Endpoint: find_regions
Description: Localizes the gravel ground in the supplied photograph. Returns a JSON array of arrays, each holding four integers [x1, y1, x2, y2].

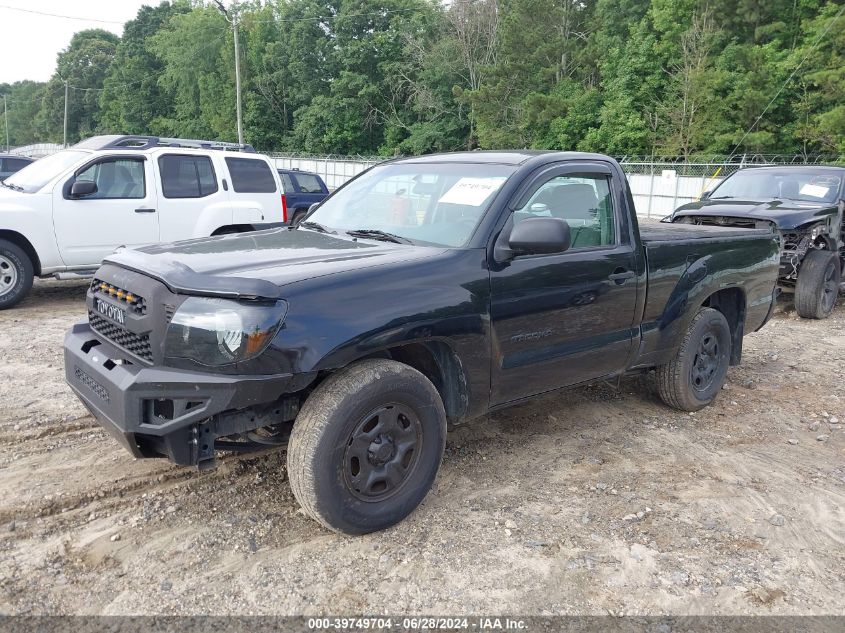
[[0, 279, 843, 616]]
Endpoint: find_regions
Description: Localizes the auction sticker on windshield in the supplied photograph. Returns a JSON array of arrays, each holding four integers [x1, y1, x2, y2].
[[438, 177, 507, 206], [800, 183, 830, 199]]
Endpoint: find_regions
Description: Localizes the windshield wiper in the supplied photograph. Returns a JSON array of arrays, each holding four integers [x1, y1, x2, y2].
[[298, 221, 334, 234], [0, 180, 22, 191], [345, 229, 413, 244]]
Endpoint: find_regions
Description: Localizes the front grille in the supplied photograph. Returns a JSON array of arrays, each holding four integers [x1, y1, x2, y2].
[[89, 312, 153, 362], [91, 279, 147, 315], [74, 366, 109, 402]]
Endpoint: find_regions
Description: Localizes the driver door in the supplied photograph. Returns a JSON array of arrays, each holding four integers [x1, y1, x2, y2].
[[53, 156, 159, 267], [489, 162, 640, 405]]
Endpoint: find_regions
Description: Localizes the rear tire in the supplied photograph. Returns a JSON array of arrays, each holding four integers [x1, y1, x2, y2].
[[0, 239, 34, 310], [794, 249, 840, 319], [287, 359, 447, 534], [656, 307, 732, 412], [290, 209, 307, 226]]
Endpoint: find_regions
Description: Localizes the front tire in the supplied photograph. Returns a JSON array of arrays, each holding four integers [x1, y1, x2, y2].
[[0, 239, 34, 310], [794, 249, 840, 319], [287, 359, 447, 534], [656, 307, 732, 412]]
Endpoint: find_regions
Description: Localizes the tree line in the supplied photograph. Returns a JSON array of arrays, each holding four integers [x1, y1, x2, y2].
[[1, 0, 844, 157]]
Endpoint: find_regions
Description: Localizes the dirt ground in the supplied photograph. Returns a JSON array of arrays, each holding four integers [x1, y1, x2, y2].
[[0, 278, 843, 616]]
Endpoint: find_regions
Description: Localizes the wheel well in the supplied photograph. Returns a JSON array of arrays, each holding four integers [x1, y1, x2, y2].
[[378, 342, 468, 424], [212, 224, 254, 236], [702, 288, 745, 365], [0, 230, 41, 276]]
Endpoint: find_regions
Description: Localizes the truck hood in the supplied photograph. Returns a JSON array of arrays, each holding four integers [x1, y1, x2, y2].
[[104, 227, 446, 300], [672, 198, 839, 230]]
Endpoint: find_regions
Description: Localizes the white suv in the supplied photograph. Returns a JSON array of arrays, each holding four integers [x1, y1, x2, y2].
[[0, 135, 288, 308]]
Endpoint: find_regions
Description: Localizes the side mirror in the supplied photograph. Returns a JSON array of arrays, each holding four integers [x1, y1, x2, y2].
[[508, 217, 571, 256], [699, 190, 712, 201], [71, 180, 97, 198]]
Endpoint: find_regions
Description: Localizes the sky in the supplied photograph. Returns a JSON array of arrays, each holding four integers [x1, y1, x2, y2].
[[0, 0, 154, 84]]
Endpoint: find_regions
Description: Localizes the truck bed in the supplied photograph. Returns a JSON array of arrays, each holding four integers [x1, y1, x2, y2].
[[633, 220, 780, 370], [640, 222, 773, 242]]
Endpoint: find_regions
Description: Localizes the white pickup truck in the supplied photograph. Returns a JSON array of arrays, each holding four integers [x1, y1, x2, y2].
[[0, 135, 288, 308]]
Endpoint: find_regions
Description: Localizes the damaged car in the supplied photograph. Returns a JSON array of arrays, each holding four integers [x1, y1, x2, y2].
[[668, 166, 844, 319]]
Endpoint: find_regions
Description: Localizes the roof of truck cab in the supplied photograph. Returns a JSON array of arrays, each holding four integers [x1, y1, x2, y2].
[[392, 150, 615, 166]]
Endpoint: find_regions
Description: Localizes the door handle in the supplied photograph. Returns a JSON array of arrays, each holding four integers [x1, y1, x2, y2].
[[135, 208, 156, 213], [608, 268, 635, 284]]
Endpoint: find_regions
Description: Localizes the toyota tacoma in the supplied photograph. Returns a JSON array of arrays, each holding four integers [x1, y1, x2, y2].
[[64, 151, 780, 534]]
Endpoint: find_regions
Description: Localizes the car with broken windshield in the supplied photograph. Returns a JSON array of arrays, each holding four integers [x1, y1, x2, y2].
[[669, 165, 844, 319]]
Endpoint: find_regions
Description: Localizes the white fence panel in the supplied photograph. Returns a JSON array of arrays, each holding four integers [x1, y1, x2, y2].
[[270, 155, 381, 190]]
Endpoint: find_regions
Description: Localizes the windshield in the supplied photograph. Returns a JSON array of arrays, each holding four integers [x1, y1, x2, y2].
[[4, 150, 89, 193], [711, 169, 843, 204], [306, 162, 517, 247]]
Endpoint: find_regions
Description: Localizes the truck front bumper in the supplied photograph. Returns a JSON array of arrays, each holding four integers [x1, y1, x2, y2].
[[64, 321, 293, 465]]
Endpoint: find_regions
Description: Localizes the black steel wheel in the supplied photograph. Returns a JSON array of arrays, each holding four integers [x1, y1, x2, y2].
[[656, 307, 731, 412], [288, 359, 446, 534], [690, 330, 722, 394], [343, 404, 422, 502]]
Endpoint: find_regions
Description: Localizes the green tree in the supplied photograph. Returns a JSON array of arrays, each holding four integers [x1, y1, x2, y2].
[[98, 1, 190, 136], [788, 2, 845, 154], [0, 81, 47, 147], [37, 29, 120, 143], [148, 6, 231, 139]]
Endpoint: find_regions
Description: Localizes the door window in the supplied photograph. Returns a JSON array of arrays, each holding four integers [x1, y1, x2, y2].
[[293, 173, 324, 193], [75, 158, 145, 199], [225, 157, 277, 193], [514, 174, 615, 249], [159, 155, 218, 198]]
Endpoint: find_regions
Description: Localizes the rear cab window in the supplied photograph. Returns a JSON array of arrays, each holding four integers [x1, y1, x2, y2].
[[225, 157, 277, 193]]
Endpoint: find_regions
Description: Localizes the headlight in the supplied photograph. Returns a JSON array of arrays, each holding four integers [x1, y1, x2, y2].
[[164, 297, 287, 366]]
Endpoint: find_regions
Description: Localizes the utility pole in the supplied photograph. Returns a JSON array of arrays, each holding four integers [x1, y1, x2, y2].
[[3, 94, 8, 152], [63, 80, 69, 148], [214, 0, 244, 146]]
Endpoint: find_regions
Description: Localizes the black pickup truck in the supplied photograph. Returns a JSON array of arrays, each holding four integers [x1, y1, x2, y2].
[[64, 151, 780, 534], [669, 166, 845, 319]]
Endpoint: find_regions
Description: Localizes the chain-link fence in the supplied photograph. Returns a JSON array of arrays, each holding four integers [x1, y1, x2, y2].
[[269, 152, 845, 219], [621, 162, 729, 218], [618, 154, 845, 218], [268, 153, 385, 191], [6, 143, 64, 158]]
